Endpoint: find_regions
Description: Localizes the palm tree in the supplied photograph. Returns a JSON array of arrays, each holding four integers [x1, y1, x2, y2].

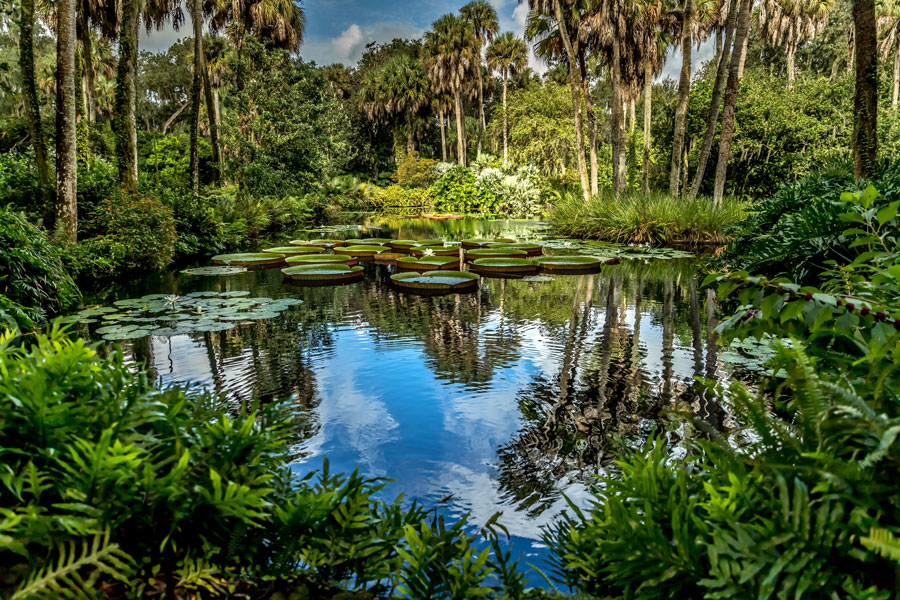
[[461, 0, 499, 158], [424, 13, 480, 167], [669, 0, 695, 196], [432, 91, 454, 161], [113, 0, 140, 191], [189, 0, 204, 194], [854, 0, 878, 178], [486, 32, 528, 162], [877, 0, 900, 108], [359, 54, 431, 157], [56, 0, 78, 242], [76, 0, 117, 124], [755, 0, 833, 87], [18, 0, 51, 201]]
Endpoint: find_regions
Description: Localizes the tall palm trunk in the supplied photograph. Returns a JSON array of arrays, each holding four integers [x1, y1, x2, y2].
[[893, 42, 900, 109], [852, 0, 878, 178], [552, 0, 590, 199], [610, 41, 627, 194], [579, 50, 599, 195], [689, 0, 738, 198], [476, 68, 485, 157], [56, 0, 78, 242], [439, 108, 447, 162], [196, 37, 222, 185], [454, 91, 467, 167], [80, 18, 95, 123], [502, 70, 509, 162], [113, 0, 139, 192], [189, 0, 202, 195], [669, 0, 694, 197], [18, 0, 51, 201], [786, 41, 797, 88], [713, 0, 752, 205], [641, 61, 653, 194]]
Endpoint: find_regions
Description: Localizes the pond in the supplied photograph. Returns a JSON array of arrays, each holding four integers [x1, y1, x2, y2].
[[74, 216, 750, 579]]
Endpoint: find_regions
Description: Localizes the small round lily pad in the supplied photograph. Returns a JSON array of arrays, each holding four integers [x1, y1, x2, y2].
[[396, 256, 462, 271], [282, 264, 365, 283], [334, 245, 390, 257], [285, 254, 358, 266], [211, 253, 285, 269], [391, 271, 479, 294], [470, 257, 538, 274], [181, 266, 248, 276]]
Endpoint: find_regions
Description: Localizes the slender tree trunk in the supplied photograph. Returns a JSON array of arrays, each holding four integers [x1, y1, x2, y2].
[[629, 97, 636, 132], [893, 42, 900, 109], [502, 71, 509, 162], [579, 50, 599, 195], [737, 31, 749, 79], [195, 32, 222, 185], [553, 0, 590, 199], [853, 0, 878, 178], [477, 66, 485, 157], [713, 0, 752, 205], [406, 125, 414, 155], [454, 91, 467, 167], [189, 0, 202, 195], [113, 0, 139, 192], [56, 0, 78, 242], [611, 42, 627, 194], [847, 26, 855, 74], [669, 0, 694, 197], [439, 108, 447, 162], [786, 42, 796, 88], [80, 19, 96, 123], [689, 0, 738, 198], [162, 101, 189, 134], [715, 27, 723, 67], [641, 61, 653, 194], [18, 0, 51, 199]]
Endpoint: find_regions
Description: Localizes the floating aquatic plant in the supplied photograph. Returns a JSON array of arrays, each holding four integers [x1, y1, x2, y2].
[[211, 253, 286, 269], [470, 257, 539, 275], [282, 263, 365, 283], [374, 252, 405, 264], [285, 254, 358, 266], [395, 256, 462, 271], [59, 292, 302, 341], [533, 255, 616, 272], [390, 271, 479, 294], [263, 246, 326, 256], [486, 242, 544, 257], [288, 239, 344, 248], [465, 248, 528, 262], [181, 266, 248, 276], [334, 245, 390, 257]]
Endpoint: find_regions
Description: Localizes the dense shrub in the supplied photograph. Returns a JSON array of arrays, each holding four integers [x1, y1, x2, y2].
[[545, 186, 900, 598], [0, 326, 539, 598], [393, 152, 438, 188], [140, 133, 213, 189], [80, 193, 177, 274], [0, 207, 80, 327], [354, 183, 433, 211], [551, 190, 746, 245], [0, 150, 44, 217], [430, 166, 499, 215], [723, 158, 900, 283]]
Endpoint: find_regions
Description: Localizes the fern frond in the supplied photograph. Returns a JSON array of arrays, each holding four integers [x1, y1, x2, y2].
[[860, 528, 900, 564]]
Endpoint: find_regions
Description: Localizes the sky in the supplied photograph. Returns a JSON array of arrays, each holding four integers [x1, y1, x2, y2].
[[140, 0, 714, 81]]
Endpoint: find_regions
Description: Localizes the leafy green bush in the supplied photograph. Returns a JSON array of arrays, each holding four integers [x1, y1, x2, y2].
[[723, 158, 900, 283], [0, 207, 80, 327], [0, 150, 44, 217], [545, 186, 900, 598], [394, 152, 438, 188], [430, 166, 499, 215], [354, 183, 433, 211], [0, 326, 531, 598], [80, 193, 177, 274], [551, 190, 746, 245]]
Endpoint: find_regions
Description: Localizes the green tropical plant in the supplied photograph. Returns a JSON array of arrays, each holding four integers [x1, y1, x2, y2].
[[430, 166, 499, 214]]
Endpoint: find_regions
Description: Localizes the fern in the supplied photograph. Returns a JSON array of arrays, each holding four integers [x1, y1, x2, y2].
[[859, 528, 900, 564], [11, 531, 135, 600]]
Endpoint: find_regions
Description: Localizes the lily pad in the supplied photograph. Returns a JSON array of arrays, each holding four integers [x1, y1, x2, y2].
[[486, 242, 544, 256], [333, 245, 390, 257], [211, 253, 286, 269], [289, 239, 344, 248], [344, 237, 393, 245], [181, 266, 249, 276], [465, 248, 528, 262], [103, 328, 152, 341], [470, 257, 539, 274], [533, 255, 616, 272], [409, 245, 461, 257], [262, 246, 327, 256], [389, 240, 419, 252], [461, 238, 492, 249], [285, 254, 357, 267], [282, 264, 365, 282], [220, 291, 252, 297], [391, 271, 479, 294], [374, 252, 405, 264], [396, 256, 462, 271]]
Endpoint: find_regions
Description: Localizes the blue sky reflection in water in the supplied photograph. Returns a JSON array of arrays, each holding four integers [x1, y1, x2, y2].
[[91, 219, 737, 578]]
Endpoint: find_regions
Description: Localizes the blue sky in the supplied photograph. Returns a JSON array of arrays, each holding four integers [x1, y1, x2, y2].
[[140, 0, 711, 80]]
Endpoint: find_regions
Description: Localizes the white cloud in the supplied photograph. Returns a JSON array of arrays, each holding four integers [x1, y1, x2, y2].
[[332, 23, 364, 60]]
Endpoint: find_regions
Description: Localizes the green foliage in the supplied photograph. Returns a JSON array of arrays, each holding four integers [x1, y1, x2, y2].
[[723, 159, 900, 283], [140, 132, 213, 189], [79, 193, 177, 274], [430, 166, 499, 215], [394, 152, 439, 188], [551, 190, 747, 245], [546, 185, 900, 599], [352, 183, 433, 211], [0, 150, 43, 216], [0, 207, 80, 326]]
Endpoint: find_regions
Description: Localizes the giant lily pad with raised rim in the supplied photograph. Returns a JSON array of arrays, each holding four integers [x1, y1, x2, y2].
[[464, 248, 528, 262], [285, 254, 358, 267], [391, 271, 479, 294], [534, 255, 617, 272], [374, 252, 405, 264], [211, 253, 285, 269], [334, 245, 390, 257], [411, 239, 445, 247], [409, 245, 461, 257], [486, 242, 544, 257], [263, 246, 326, 256], [181, 266, 248, 276], [470, 257, 538, 274], [344, 237, 393, 246], [289, 239, 343, 249], [389, 240, 418, 252], [396, 256, 462, 271], [461, 238, 492, 249], [282, 264, 364, 283]]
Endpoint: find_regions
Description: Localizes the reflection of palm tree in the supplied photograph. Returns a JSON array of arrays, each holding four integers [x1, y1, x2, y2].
[[660, 277, 675, 405]]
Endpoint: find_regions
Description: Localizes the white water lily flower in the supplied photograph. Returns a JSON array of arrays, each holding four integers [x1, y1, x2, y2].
[[423, 248, 436, 257], [164, 294, 180, 306]]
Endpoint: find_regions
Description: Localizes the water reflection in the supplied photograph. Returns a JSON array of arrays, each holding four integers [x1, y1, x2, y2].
[[84, 220, 740, 557]]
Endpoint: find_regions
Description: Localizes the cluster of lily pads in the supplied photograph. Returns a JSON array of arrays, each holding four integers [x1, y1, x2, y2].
[[60, 292, 302, 341]]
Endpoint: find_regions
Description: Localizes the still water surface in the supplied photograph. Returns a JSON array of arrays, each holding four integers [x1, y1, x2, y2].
[[84, 217, 743, 572]]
